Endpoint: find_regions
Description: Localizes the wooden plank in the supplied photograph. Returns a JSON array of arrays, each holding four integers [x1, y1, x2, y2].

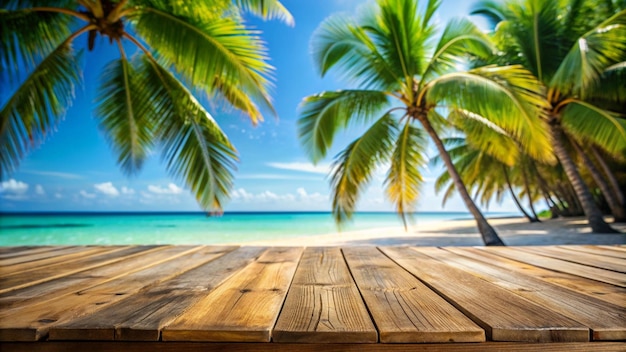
[[444, 247, 626, 308], [517, 246, 626, 273], [381, 246, 589, 342], [0, 246, 164, 311], [0, 246, 95, 267], [0, 245, 213, 341], [48, 246, 256, 341], [0, 246, 62, 259], [415, 247, 626, 341], [2, 342, 626, 352], [273, 247, 377, 343], [0, 246, 154, 293], [162, 247, 303, 342], [560, 245, 626, 259], [342, 247, 484, 343], [478, 247, 626, 287]]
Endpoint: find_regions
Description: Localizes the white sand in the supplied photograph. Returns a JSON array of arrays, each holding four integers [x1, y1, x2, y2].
[[241, 216, 626, 246]]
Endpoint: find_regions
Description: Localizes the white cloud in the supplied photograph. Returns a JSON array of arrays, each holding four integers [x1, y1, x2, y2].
[[121, 186, 135, 195], [148, 183, 183, 195], [267, 162, 331, 174], [230, 187, 327, 205], [35, 184, 45, 196], [0, 179, 29, 194], [80, 190, 96, 199], [94, 182, 120, 197]]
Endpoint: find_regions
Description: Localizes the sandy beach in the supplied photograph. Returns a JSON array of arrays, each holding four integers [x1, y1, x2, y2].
[[243, 216, 626, 246]]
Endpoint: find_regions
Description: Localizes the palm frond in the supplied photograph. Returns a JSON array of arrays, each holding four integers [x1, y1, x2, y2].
[[385, 120, 428, 228], [551, 9, 626, 95], [426, 65, 555, 164], [1, 7, 74, 82], [588, 62, 626, 110], [234, 0, 294, 26], [298, 89, 389, 163], [95, 57, 155, 175], [310, 13, 402, 89], [137, 56, 237, 211], [130, 5, 274, 123], [420, 17, 493, 85], [561, 100, 626, 156], [371, 0, 426, 85], [0, 43, 81, 178], [470, 0, 506, 29], [330, 114, 397, 223], [449, 109, 519, 166]]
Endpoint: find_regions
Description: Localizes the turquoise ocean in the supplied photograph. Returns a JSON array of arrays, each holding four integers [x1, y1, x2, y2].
[[0, 212, 517, 246]]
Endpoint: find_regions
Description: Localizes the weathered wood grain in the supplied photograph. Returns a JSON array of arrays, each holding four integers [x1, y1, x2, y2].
[[342, 247, 484, 343], [273, 247, 377, 343], [0, 246, 61, 259], [49, 246, 257, 341], [0, 246, 209, 341], [1, 342, 626, 352], [162, 247, 303, 342], [0, 246, 156, 294], [381, 246, 589, 342], [559, 245, 626, 259], [443, 247, 626, 307], [0, 246, 163, 310], [0, 246, 103, 268], [478, 247, 626, 287], [414, 247, 626, 340], [516, 246, 626, 273]]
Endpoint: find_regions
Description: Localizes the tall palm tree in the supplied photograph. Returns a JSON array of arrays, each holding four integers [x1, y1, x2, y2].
[[297, 0, 553, 246], [0, 0, 292, 212], [473, 0, 626, 232]]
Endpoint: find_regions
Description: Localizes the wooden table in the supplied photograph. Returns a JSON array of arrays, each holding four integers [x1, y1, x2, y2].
[[0, 245, 624, 351]]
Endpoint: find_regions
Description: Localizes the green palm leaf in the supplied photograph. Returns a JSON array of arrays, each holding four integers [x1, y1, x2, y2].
[[551, 9, 626, 95], [0, 7, 74, 80], [131, 5, 274, 123], [420, 17, 493, 85], [137, 56, 237, 211], [311, 13, 403, 89], [330, 114, 397, 223], [561, 100, 626, 156], [385, 121, 427, 228], [0, 42, 81, 178], [298, 89, 389, 162], [234, 0, 294, 25], [95, 58, 155, 175], [449, 109, 519, 166], [426, 65, 554, 163]]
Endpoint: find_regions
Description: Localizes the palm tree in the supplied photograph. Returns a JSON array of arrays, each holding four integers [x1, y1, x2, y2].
[[297, 0, 554, 246], [434, 113, 540, 222], [0, 0, 292, 212], [473, 0, 626, 232]]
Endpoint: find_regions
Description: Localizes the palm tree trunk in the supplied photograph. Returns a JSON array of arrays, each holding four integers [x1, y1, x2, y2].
[[420, 116, 505, 245], [573, 142, 626, 222], [550, 124, 618, 233], [520, 166, 540, 222], [503, 166, 534, 221]]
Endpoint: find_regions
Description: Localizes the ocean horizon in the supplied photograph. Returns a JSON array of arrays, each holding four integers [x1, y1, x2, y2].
[[0, 211, 519, 246]]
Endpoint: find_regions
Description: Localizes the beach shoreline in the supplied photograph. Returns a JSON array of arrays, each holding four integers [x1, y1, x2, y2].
[[239, 216, 626, 247]]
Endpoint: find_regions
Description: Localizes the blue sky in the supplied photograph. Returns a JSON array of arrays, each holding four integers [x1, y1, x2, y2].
[[0, 0, 520, 213]]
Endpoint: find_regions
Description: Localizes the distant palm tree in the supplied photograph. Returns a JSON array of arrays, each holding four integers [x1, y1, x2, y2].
[[434, 114, 540, 222], [0, 0, 292, 212], [473, 0, 626, 231], [298, 0, 553, 246]]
